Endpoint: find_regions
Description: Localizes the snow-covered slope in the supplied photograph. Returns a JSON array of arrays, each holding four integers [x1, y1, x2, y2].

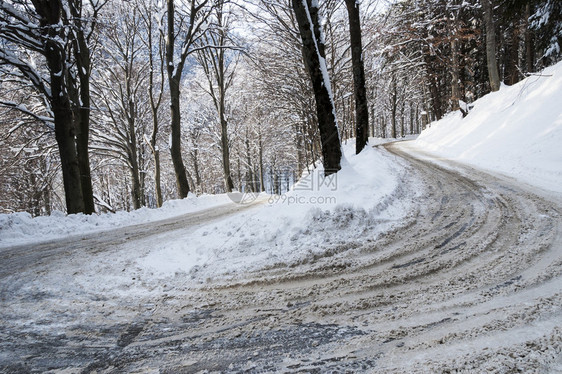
[[415, 61, 562, 193]]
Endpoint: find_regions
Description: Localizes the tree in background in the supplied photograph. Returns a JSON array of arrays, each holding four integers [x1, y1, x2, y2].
[[482, 0, 500, 91], [166, 0, 213, 198], [195, 1, 239, 192], [140, 0, 166, 208], [345, 0, 369, 154], [90, 1, 151, 210]]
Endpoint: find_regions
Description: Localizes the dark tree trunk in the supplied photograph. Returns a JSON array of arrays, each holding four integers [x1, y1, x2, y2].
[[292, 0, 341, 175], [345, 0, 369, 154], [128, 115, 142, 210], [524, 4, 535, 73], [166, 0, 190, 198], [390, 77, 397, 138], [245, 135, 255, 192], [450, 38, 461, 111], [448, 3, 461, 112], [427, 71, 444, 120], [153, 149, 163, 205], [35, 0, 85, 214], [220, 112, 234, 192], [168, 78, 190, 198], [258, 129, 265, 192], [70, 0, 95, 214], [52, 70, 85, 214], [505, 25, 520, 85], [75, 65, 95, 214], [482, 0, 500, 91]]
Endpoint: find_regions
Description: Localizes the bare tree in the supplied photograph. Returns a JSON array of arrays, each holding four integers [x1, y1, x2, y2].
[[195, 2, 239, 192], [140, 0, 166, 207], [344, 0, 369, 153], [0, 0, 103, 214], [166, 0, 213, 198], [292, 0, 341, 175], [91, 1, 150, 210]]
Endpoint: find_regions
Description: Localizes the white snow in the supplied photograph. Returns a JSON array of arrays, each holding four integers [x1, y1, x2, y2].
[[0, 139, 412, 285], [1, 61, 562, 372], [135, 139, 411, 283], [0, 194, 234, 249], [414, 61, 562, 193]]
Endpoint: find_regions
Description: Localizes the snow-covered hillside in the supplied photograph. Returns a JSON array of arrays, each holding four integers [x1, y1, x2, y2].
[[415, 61, 562, 193]]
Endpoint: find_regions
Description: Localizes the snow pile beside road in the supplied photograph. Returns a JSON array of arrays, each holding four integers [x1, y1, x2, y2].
[[0, 139, 414, 285], [0, 194, 233, 249], [137, 141, 415, 283], [416, 61, 562, 193]]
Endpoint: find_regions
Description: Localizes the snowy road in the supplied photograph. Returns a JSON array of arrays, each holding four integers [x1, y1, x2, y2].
[[0, 199, 267, 279], [1, 142, 561, 373]]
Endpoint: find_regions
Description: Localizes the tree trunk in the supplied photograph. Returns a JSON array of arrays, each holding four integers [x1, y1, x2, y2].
[[53, 90, 85, 214], [505, 24, 520, 85], [71, 0, 95, 214], [345, 0, 369, 154], [292, 0, 341, 175], [31, 0, 94, 214], [258, 129, 265, 192], [482, 0, 501, 91], [75, 70, 95, 214], [219, 80, 234, 193], [146, 7, 164, 208], [450, 38, 461, 111], [168, 79, 190, 198], [39, 1, 85, 214], [390, 77, 397, 138], [166, 0, 190, 198], [153, 149, 163, 205], [449, 3, 461, 112], [524, 4, 534, 73], [245, 134, 255, 192], [128, 115, 142, 210]]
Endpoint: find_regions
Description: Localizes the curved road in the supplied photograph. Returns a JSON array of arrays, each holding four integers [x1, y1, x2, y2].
[[1, 142, 561, 373]]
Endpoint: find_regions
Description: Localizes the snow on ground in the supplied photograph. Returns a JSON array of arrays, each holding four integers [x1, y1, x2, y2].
[[136, 139, 414, 285], [2, 63, 562, 372], [415, 61, 562, 193], [0, 139, 415, 288], [0, 194, 233, 249]]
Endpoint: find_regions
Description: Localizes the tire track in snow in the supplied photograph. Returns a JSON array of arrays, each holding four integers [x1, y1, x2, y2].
[[167, 141, 562, 373], [1, 142, 561, 373]]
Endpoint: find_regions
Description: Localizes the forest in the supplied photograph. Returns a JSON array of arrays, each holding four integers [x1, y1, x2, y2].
[[1, 0, 561, 216]]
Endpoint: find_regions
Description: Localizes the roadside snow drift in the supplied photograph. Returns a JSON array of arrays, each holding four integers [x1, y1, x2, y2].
[[0, 194, 234, 249], [136, 141, 413, 283], [0, 140, 414, 285], [415, 61, 562, 193]]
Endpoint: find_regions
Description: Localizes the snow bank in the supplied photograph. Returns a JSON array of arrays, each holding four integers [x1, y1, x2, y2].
[[137, 141, 412, 282], [415, 61, 562, 193], [1, 139, 412, 285], [0, 194, 233, 249]]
